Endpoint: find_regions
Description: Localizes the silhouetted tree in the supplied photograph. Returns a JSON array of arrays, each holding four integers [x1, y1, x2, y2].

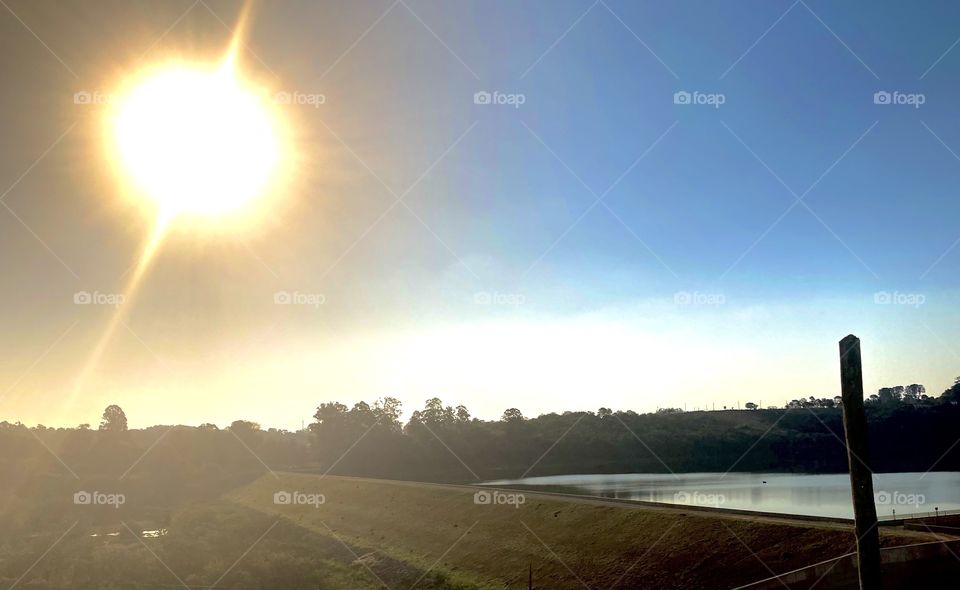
[[501, 408, 524, 422], [878, 386, 904, 405], [941, 377, 960, 403], [373, 397, 403, 432], [229, 420, 261, 432], [348, 402, 375, 430], [99, 405, 128, 432], [904, 384, 926, 401], [421, 398, 456, 425]]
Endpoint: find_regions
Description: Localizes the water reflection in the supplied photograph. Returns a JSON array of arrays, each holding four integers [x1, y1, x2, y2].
[[484, 472, 960, 518], [90, 528, 168, 538]]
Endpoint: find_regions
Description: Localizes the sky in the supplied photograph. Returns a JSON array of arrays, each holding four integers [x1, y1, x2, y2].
[[1, 0, 959, 430]]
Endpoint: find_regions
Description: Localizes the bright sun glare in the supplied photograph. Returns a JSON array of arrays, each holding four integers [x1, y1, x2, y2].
[[111, 64, 281, 219], [73, 43, 291, 407]]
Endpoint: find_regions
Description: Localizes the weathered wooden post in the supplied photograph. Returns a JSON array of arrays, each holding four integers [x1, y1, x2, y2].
[[839, 335, 882, 589]]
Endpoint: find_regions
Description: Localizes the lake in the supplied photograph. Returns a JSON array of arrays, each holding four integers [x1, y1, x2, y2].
[[484, 472, 960, 519]]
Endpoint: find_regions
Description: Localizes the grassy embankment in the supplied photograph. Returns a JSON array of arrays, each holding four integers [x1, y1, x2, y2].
[[229, 473, 931, 589]]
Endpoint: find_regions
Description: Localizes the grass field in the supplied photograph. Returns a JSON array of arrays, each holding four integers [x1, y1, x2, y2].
[[228, 473, 932, 589]]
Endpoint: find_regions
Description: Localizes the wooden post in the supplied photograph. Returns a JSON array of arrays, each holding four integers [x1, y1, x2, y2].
[[839, 335, 882, 589]]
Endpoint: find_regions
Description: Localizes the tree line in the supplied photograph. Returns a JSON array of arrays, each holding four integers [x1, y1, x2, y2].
[[4, 376, 959, 487], [300, 378, 960, 480]]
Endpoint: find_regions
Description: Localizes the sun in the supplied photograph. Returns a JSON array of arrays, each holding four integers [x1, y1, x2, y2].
[[69, 5, 295, 410], [109, 63, 282, 220]]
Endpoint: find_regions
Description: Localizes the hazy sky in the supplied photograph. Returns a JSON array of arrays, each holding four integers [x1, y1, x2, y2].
[[1, 0, 959, 429]]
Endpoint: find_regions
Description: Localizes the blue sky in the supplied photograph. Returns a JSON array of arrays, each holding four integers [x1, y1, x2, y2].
[[261, 0, 960, 297], [1, 0, 959, 427]]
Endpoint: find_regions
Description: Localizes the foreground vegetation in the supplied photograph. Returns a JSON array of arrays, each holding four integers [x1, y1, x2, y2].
[[0, 499, 476, 589], [1, 382, 957, 588], [231, 473, 928, 589], [0, 469, 932, 590]]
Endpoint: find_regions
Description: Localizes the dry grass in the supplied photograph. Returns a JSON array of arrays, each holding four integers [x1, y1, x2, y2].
[[228, 474, 925, 589]]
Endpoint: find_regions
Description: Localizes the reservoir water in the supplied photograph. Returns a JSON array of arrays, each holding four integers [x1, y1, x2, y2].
[[484, 471, 960, 519]]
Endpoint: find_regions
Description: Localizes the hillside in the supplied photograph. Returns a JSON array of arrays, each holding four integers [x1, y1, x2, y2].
[[229, 473, 930, 589]]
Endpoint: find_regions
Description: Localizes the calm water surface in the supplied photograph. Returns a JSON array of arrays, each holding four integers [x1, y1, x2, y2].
[[484, 472, 960, 519]]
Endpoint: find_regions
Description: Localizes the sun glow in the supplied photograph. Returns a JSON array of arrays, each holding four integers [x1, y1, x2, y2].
[[109, 63, 283, 220], [70, 2, 294, 412]]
